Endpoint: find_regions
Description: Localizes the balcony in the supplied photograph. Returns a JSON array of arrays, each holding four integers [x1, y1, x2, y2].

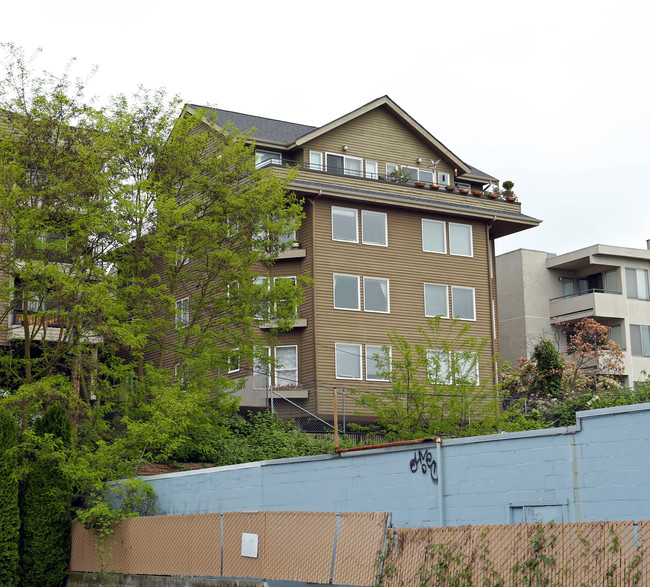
[[258, 160, 521, 210], [549, 289, 626, 323], [8, 310, 101, 343]]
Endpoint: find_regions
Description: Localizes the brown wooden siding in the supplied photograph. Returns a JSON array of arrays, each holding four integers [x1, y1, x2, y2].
[[300, 106, 457, 185], [309, 196, 497, 418]]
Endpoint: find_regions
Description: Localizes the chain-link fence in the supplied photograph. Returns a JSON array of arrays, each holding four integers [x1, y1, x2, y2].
[[380, 521, 647, 586], [70, 511, 390, 585]]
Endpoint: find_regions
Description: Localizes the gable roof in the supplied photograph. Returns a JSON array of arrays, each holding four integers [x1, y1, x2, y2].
[[185, 96, 484, 178]]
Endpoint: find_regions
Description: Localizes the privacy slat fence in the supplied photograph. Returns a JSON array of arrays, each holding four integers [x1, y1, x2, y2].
[[70, 513, 648, 586]]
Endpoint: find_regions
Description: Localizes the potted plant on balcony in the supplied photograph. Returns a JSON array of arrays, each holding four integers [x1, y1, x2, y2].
[[389, 166, 411, 184], [445, 184, 456, 192], [485, 184, 501, 199], [415, 180, 426, 188], [472, 189, 483, 196], [502, 180, 517, 201], [430, 183, 441, 190], [459, 187, 470, 195]]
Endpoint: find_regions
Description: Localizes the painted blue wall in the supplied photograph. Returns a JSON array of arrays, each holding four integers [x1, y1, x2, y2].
[[142, 403, 650, 527]]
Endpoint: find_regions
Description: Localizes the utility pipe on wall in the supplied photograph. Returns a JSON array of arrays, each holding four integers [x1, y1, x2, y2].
[[437, 437, 444, 527]]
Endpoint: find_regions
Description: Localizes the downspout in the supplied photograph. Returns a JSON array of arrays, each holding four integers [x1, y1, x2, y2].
[[437, 437, 444, 527], [486, 218, 498, 388]]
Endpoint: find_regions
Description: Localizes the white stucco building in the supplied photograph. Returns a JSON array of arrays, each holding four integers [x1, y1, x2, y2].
[[496, 242, 650, 385]]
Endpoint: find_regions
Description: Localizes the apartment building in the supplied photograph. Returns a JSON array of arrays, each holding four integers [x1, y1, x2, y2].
[[496, 243, 650, 385], [183, 96, 540, 422]]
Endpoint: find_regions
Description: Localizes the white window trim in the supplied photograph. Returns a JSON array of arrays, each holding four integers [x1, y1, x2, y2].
[[175, 297, 190, 329], [255, 149, 282, 168], [448, 222, 474, 257], [253, 346, 272, 390], [455, 351, 479, 384], [424, 283, 449, 318], [333, 273, 361, 311], [228, 348, 240, 374], [365, 161, 378, 179], [335, 342, 363, 380], [451, 286, 476, 321], [437, 171, 450, 186], [361, 210, 388, 247], [325, 152, 364, 177], [309, 150, 323, 171], [363, 276, 390, 314], [331, 206, 359, 243], [274, 345, 298, 387], [427, 350, 452, 385], [421, 219, 447, 254], [366, 344, 391, 381]]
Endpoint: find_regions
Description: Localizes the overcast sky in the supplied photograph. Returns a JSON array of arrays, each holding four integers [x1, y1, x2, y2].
[[2, 0, 649, 256]]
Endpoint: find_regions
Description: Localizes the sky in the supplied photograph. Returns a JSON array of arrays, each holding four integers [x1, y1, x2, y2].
[[2, 0, 649, 256]]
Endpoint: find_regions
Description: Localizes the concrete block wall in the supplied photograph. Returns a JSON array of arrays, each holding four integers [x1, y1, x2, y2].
[[142, 403, 650, 527]]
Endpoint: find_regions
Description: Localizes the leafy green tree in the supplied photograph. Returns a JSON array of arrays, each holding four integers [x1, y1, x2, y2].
[[353, 318, 542, 440], [532, 338, 563, 398], [0, 43, 306, 556], [0, 410, 19, 586]]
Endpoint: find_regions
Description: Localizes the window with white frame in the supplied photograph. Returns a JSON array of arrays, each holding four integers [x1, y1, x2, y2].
[[275, 345, 298, 387], [253, 346, 271, 390], [626, 268, 650, 300], [630, 325, 650, 357], [451, 286, 476, 320], [176, 240, 189, 266], [332, 206, 358, 242], [386, 164, 433, 183], [255, 150, 282, 168], [437, 171, 450, 186], [427, 350, 451, 384], [365, 161, 378, 179], [254, 276, 270, 319], [309, 151, 323, 171], [228, 348, 240, 374], [274, 276, 298, 318], [448, 223, 473, 257], [361, 210, 387, 246], [335, 343, 362, 379], [175, 298, 189, 328], [174, 363, 189, 390], [424, 283, 449, 318], [363, 277, 390, 313], [333, 274, 360, 310], [326, 153, 363, 177], [422, 219, 446, 253], [455, 351, 479, 384], [366, 344, 390, 381]]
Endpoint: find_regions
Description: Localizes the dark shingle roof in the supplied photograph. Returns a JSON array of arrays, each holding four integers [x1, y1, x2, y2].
[[189, 105, 316, 144]]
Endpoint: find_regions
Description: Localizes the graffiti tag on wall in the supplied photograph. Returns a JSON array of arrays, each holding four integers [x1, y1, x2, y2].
[[409, 449, 438, 483]]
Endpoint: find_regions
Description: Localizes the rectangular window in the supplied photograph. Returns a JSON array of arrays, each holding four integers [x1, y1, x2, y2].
[[326, 153, 363, 177], [604, 269, 619, 294], [335, 343, 362, 379], [309, 151, 323, 171], [437, 171, 450, 186], [449, 223, 473, 257], [332, 206, 358, 242], [333, 274, 360, 310], [175, 298, 189, 328], [253, 346, 271, 390], [418, 169, 434, 183], [255, 150, 282, 168], [275, 345, 298, 387], [451, 286, 476, 320], [228, 348, 240, 374], [366, 345, 390, 381], [455, 351, 479, 384], [630, 324, 650, 357], [365, 161, 378, 179], [626, 268, 649, 300], [361, 210, 387, 246], [424, 283, 449, 318], [364, 277, 390, 313], [174, 363, 189, 390], [254, 276, 270, 319], [560, 277, 575, 297], [609, 324, 623, 349], [427, 350, 451, 384], [422, 219, 446, 253], [274, 276, 297, 318]]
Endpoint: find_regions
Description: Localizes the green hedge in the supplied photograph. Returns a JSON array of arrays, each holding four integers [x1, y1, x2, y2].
[[0, 411, 19, 586]]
